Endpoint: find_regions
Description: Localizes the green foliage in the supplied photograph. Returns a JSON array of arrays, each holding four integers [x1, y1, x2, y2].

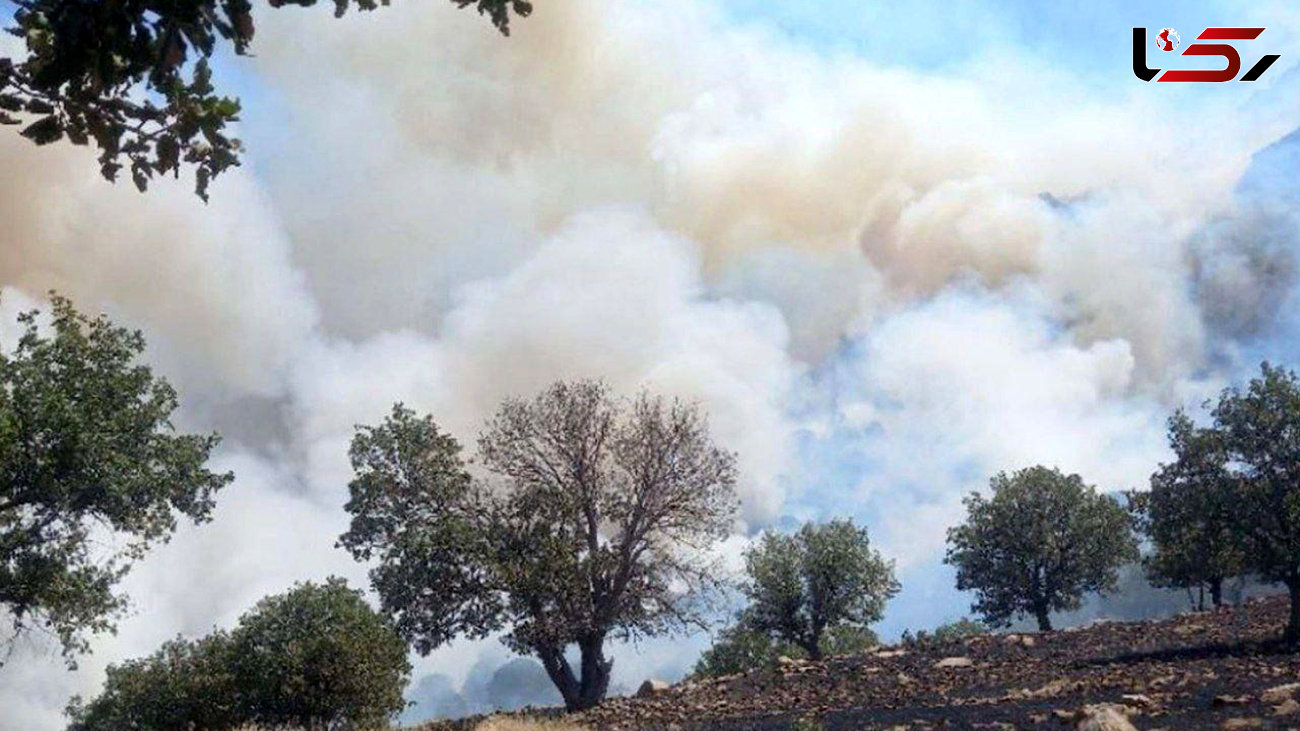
[[692, 624, 791, 678], [1212, 362, 1300, 640], [739, 518, 898, 660], [0, 0, 531, 199], [340, 381, 739, 711], [0, 294, 232, 664], [691, 623, 878, 678], [1130, 411, 1245, 609], [66, 578, 411, 731], [900, 617, 986, 648], [229, 578, 412, 729], [66, 633, 240, 731], [945, 466, 1138, 632]]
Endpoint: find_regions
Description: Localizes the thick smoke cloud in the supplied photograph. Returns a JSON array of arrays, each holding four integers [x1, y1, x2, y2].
[[2, 0, 1300, 727]]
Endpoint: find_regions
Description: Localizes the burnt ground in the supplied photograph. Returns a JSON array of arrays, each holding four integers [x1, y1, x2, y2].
[[563, 595, 1300, 730]]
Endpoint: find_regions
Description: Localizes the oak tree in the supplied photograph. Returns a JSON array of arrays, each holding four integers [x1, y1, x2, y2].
[[1212, 362, 1300, 642], [945, 466, 1137, 632], [340, 381, 738, 711], [0, 295, 231, 665], [739, 519, 898, 661], [1131, 411, 1244, 610]]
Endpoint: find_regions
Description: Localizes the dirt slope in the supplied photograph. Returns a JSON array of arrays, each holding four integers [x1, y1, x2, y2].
[[422, 596, 1300, 730], [574, 595, 1300, 729]]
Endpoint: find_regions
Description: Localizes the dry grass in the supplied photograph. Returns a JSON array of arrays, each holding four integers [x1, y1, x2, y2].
[[230, 717, 587, 731], [408, 713, 588, 731], [470, 718, 588, 731]]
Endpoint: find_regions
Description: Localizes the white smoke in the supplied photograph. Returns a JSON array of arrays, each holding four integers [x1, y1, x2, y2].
[[2, 0, 1299, 726]]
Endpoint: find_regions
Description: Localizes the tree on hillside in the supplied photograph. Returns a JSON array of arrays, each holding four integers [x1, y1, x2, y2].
[[0, 295, 232, 665], [899, 617, 987, 648], [945, 466, 1137, 632], [0, 0, 531, 199], [1212, 362, 1300, 642], [67, 578, 410, 731], [738, 519, 898, 661], [1130, 411, 1245, 610], [339, 381, 739, 712]]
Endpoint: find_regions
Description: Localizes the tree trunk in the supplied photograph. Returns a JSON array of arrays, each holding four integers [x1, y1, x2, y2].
[[1287, 578, 1300, 645], [535, 644, 581, 711], [1209, 578, 1223, 609], [535, 636, 613, 712], [1034, 605, 1053, 633], [574, 634, 613, 711], [804, 638, 823, 661]]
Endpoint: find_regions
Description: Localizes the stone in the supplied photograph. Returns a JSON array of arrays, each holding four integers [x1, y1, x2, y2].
[[933, 656, 974, 669], [1274, 699, 1300, 716], [636, 679, 671, 698], [1076, 704, 1138, 731], [1262, 683, 1300, 704], [1213, 695, 1250, 707], [1121, 694, 1154, 709]]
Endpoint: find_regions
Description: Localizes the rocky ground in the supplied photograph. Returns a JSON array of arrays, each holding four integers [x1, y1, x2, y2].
[[426, 595, 1300, 730]]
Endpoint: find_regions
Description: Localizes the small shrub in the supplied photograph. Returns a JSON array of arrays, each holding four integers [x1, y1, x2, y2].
[[66, 578, 410, 731], [692, 623, 878, 678], [900, 618, 987, 648]]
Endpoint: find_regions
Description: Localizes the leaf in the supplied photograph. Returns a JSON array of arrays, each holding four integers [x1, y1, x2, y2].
[[65, 123, 88, 146], [155, 135, 179, 172], [20, 114, 63, 145]]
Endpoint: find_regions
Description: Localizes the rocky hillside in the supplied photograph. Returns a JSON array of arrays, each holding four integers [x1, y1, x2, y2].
[[427, 595, 1300, 730]]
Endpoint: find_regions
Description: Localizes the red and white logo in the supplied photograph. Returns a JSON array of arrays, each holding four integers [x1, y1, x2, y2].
[[1133, 27, 1280, 82]]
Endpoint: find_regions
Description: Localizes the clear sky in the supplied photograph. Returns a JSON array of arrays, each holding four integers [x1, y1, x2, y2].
[[2, 0, 1300, 726]]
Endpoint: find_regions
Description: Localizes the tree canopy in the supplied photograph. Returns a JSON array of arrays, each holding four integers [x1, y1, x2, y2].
[[67, 577, 410, 731], [0, 295, 231, 664], [339, 381, 738, 711], [739, 518, 898, 660], [0, 0, 531, 199], [945, 466, 1137, 632], [1212, 362, 1300, 641], [1131, 411, 1245, 610]]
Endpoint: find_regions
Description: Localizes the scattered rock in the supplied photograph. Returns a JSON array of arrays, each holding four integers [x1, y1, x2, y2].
[[1213, 695, 1251, 707], [933, 656, 974, 669], [1261, 682, 1300, 704], [1221, 719, 1263, 729], [874, 648, 907, 659], [1076, 704, 1138, 731], [1274, 698, 1300, 716], [636, 679, 670, 698], [1120, 694, 1155, 709]]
